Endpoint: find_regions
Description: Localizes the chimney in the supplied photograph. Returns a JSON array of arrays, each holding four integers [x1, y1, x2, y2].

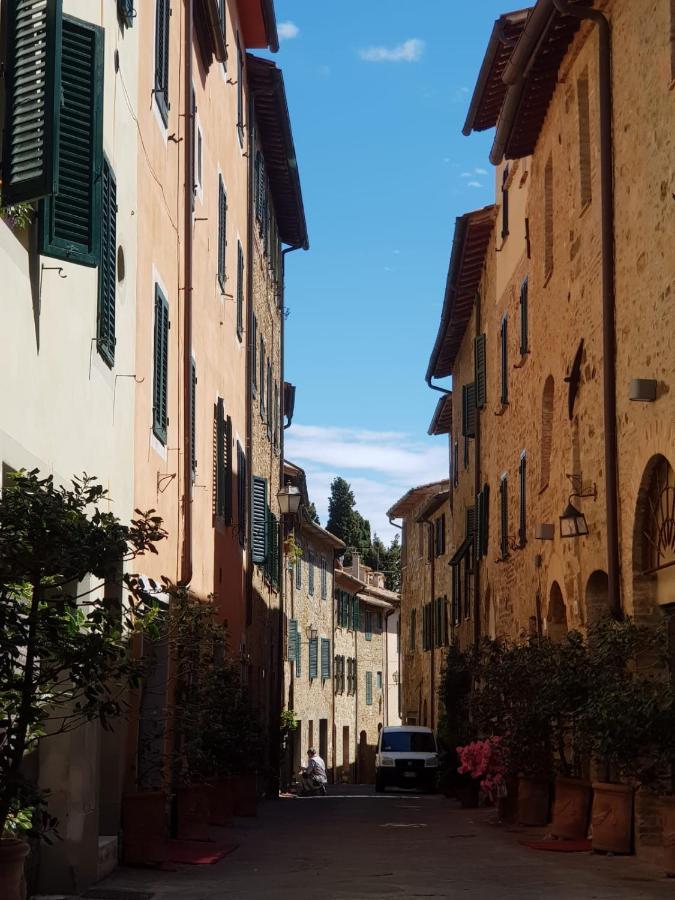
[[352, 552, 360, 581]]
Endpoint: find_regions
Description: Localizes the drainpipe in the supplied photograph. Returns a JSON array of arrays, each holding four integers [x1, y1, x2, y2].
[[473, 293, 482, 647], [179, 0, 194, 587], [551, 0, 620, 617], [424, 521, 436, 730]]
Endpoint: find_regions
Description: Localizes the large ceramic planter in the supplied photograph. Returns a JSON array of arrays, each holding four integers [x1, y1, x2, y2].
[[209, 778, 235, 826], [661, 795, 675, 876], [517, 776, 551, 827], [551, 777, 592, 840], [232, 774, 258, 817], [0, 840, 29, 900], [591, 782, 634, 854], [122, 791, 169, 866], [176, 784, 212, 841]]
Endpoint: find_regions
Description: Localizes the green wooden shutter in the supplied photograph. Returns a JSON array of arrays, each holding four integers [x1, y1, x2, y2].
[[251, 476, 267, 563], [97, 157, 117, 367], [365, 610, 372, 641], [462, 382, 477, 438], [295, 630, 301, 677], [153, 285, 169, 443], [218, 175, 227, 289], [320, 557, 327, 599], [224, 414, 233, 524], [190, 359, 197, 476], [39, 15, 104, 266], [267, 511, 279, 587], [295, 548, 302, 589], [288, 619, 298, 661], [365, 671, 373, 706], [237, 441, 246, 546], [353, 596, 359, 630], [519, 453, 527, 546], [236, 241, 244, 339], [320, 638, 330, 680], [481, 484, 490, 557], [154, 0, 170, 125], [2, 0, 62, 204], [309, 637, 318, 680], [474, 333, 487, 409], [500, 475, 509, 559], [215, 398, 225, 516], [520, 277, 529, 356], [500, 315, 509, 406], [475, 492, 482, 560]]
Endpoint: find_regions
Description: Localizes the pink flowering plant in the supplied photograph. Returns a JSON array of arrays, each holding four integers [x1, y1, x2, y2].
[[456, 736, 508, 801]]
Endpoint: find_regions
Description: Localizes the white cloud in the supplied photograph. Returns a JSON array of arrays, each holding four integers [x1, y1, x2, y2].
[[467, 181, 483, 188], [278, 21, 299, 40], [359, 38, 425, 63], [285, 424, 448, 544], [460, 172, 472, 178], [475, 167, 488, 175]]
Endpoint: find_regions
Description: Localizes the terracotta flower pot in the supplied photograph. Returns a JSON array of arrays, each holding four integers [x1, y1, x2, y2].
[[232, 774, 258, 817], [209, 778, 235, 826], [176, 783, 212, 841], [122, 791, 169, 866], [0, 840, 29, 900], [661, 795, 675, 876], [517, 776, 551, 826], [551, 777, 592, 840], [591, 782, 634, 854]]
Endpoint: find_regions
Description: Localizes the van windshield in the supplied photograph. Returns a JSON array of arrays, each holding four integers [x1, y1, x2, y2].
[[380, 731, 436, 753]]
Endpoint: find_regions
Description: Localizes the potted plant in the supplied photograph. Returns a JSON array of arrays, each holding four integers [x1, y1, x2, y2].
[[0, 470, 165, 897], [0, 184, 34, 232], [577, 618, 674, 855], [456, 736, 509, 812], [437, 644, 480, 806]]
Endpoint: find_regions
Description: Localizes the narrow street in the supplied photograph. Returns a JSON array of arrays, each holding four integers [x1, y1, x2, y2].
[[100, 787, 672, 900]]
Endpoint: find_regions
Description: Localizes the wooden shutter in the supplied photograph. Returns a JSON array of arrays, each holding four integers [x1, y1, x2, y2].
[[500, 475, 509, 558], [288, 619, 298, 661], [251, 476, 268, 563], [462, 383, 476, 437], [308, 549, 315, 595], [224, 414, 233, 524], [474, 334, 487, 409], [97, 158, 117, 366], [295, 630, 301, 676], [236, 241, 244, 338], [39, 15, 104, 266], [481, 483, 490, 558], [153, 285, 169, 443], [353, 597, 359, 631], [365, 671, 373, 705], [268, 511, 279, 586], [320, 557, 327, 599], [519, 453, 527, 545], [190, 359, 197, 476], [365, 610, 372, 640], [475, 492, 482, 560], [295, 547, 301, 588], [214, 398, 225, 515], [453, 439, 459, 487], [218, 175, 227, 289], [309, 637, 318, 680], [500, 316, 509, 406], [267, 360, 273, 440], [154, 0, 170, 124], [519, 277, 529, 356], [237, 442, 246, 546], [2, 0, 62, 204], [321, 638, 330, 680]]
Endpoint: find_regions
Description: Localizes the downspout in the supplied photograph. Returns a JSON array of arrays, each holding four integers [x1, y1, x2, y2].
[[473, 292, 482, 647], [425, 521, 436, 730], [180, 0, 194, 587], [331, 563, 336, 783], [551, 0, 620, 616]]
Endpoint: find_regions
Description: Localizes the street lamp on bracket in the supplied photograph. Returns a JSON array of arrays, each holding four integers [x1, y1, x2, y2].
[[559, 474, 597, 538], [277, 484, 302, 518]]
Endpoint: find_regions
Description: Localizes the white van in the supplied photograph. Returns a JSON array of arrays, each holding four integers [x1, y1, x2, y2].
[[375, 726, 439, 793]]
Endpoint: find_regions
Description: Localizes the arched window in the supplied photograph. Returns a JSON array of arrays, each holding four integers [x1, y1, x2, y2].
[[634, 455, 675, 617], [547, 581, 567, 643], [540, 376, 555, 492]]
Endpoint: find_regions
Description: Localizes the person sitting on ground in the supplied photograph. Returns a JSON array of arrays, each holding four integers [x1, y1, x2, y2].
[[299, 747, 327, 795]]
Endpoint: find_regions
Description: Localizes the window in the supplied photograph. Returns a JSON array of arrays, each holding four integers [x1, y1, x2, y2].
[[320, 556, 327, 599], [154, 0, 170, 126], [540, 376, 555, 492], [462, 383, 477, 438], [519, 277, 529, 356], [501, 165, 510, 239], [376, 671, 382, 691], [365, 671, 373, 706], [236, 36, 244, 146], [236, 241, 244, 340], [474, 334, 487, 409], [218, 175, 227, 290], [475, 484, 489, 559], [544, 155, 554, 280], [153, 285, 170, 444], [308, 549, 315, 596], [352, 596, 359, 631], [295, 629, 301, 677], [435, 515, 446, 557], [190, 359, 197, 479], [259, 338, 265, 419], [452, 567, 461, 626], [251, 476, 268, 563], [519, 452, 527, 547], [254, 151, 267, 231], [288, 619, 298, 662], [409, 609, 416, 651], [364, 610, 372, 641], [500, 315, 509, 406], [577, 71, 592, 208], [321, 638, 331, 680], [236, 442, 247, 547], [214, 399, 232, 522], [309, 636, 318, 680], [39, 15, 104, 266], [97, 158, 117, 366], [500, 474, 509, 559]]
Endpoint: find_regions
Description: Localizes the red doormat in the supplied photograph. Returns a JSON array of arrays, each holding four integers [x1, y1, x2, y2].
[[522, 839, 592, 853], [168, 838, 238, 864]]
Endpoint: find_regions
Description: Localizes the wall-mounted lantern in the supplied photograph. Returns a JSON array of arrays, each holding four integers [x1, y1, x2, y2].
[[559, 475, 596, 538], [277, 484, 302, 517], [305, 624, 318, 641]]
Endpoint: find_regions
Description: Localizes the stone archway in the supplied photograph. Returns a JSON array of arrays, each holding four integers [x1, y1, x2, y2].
[[632, 454, 675, 623], [546, 581, 568, 643], [585, 570, 610, 627]]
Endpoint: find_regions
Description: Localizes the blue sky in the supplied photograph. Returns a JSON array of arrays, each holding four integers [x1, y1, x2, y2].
[[272, 1, 508, 541]]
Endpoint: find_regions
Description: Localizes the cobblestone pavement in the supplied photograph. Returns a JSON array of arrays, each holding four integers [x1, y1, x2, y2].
[[98, 786, 674, 900]]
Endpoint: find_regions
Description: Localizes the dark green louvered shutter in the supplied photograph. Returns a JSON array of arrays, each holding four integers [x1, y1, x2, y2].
[[251, 476, 268, 563], [353, 596, 359, 631], [153, 285, 169, 443], [268, 511, 279, 587], [288, 619, 298, 661], [481, 484, 490, 557], [97, 157, 117, 367], [475, 492, 482, 560], [215, 399, 225, 515], [321, 638, 330, 680], [2, 0, 62, 204], [474, 334, 487, 409], [190, 359, 197, 476], [365, 671, 373, 706], [519, 453, 527, 546], [309, 637, 318, 680], [500, 315, 509, 406], [365, 610, 372, 641], [500, 475, 509, 559], [217, 175, 227, 290], [39, 15, 104, 266], [462, 383, 477, 438], [520, 277, 529, 356], [237, 442, 246, 546], [154, 0, 170, 125], [224, 414, 233, 524], [295, 631, 301, 677], [236, 241, 244, 339]]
